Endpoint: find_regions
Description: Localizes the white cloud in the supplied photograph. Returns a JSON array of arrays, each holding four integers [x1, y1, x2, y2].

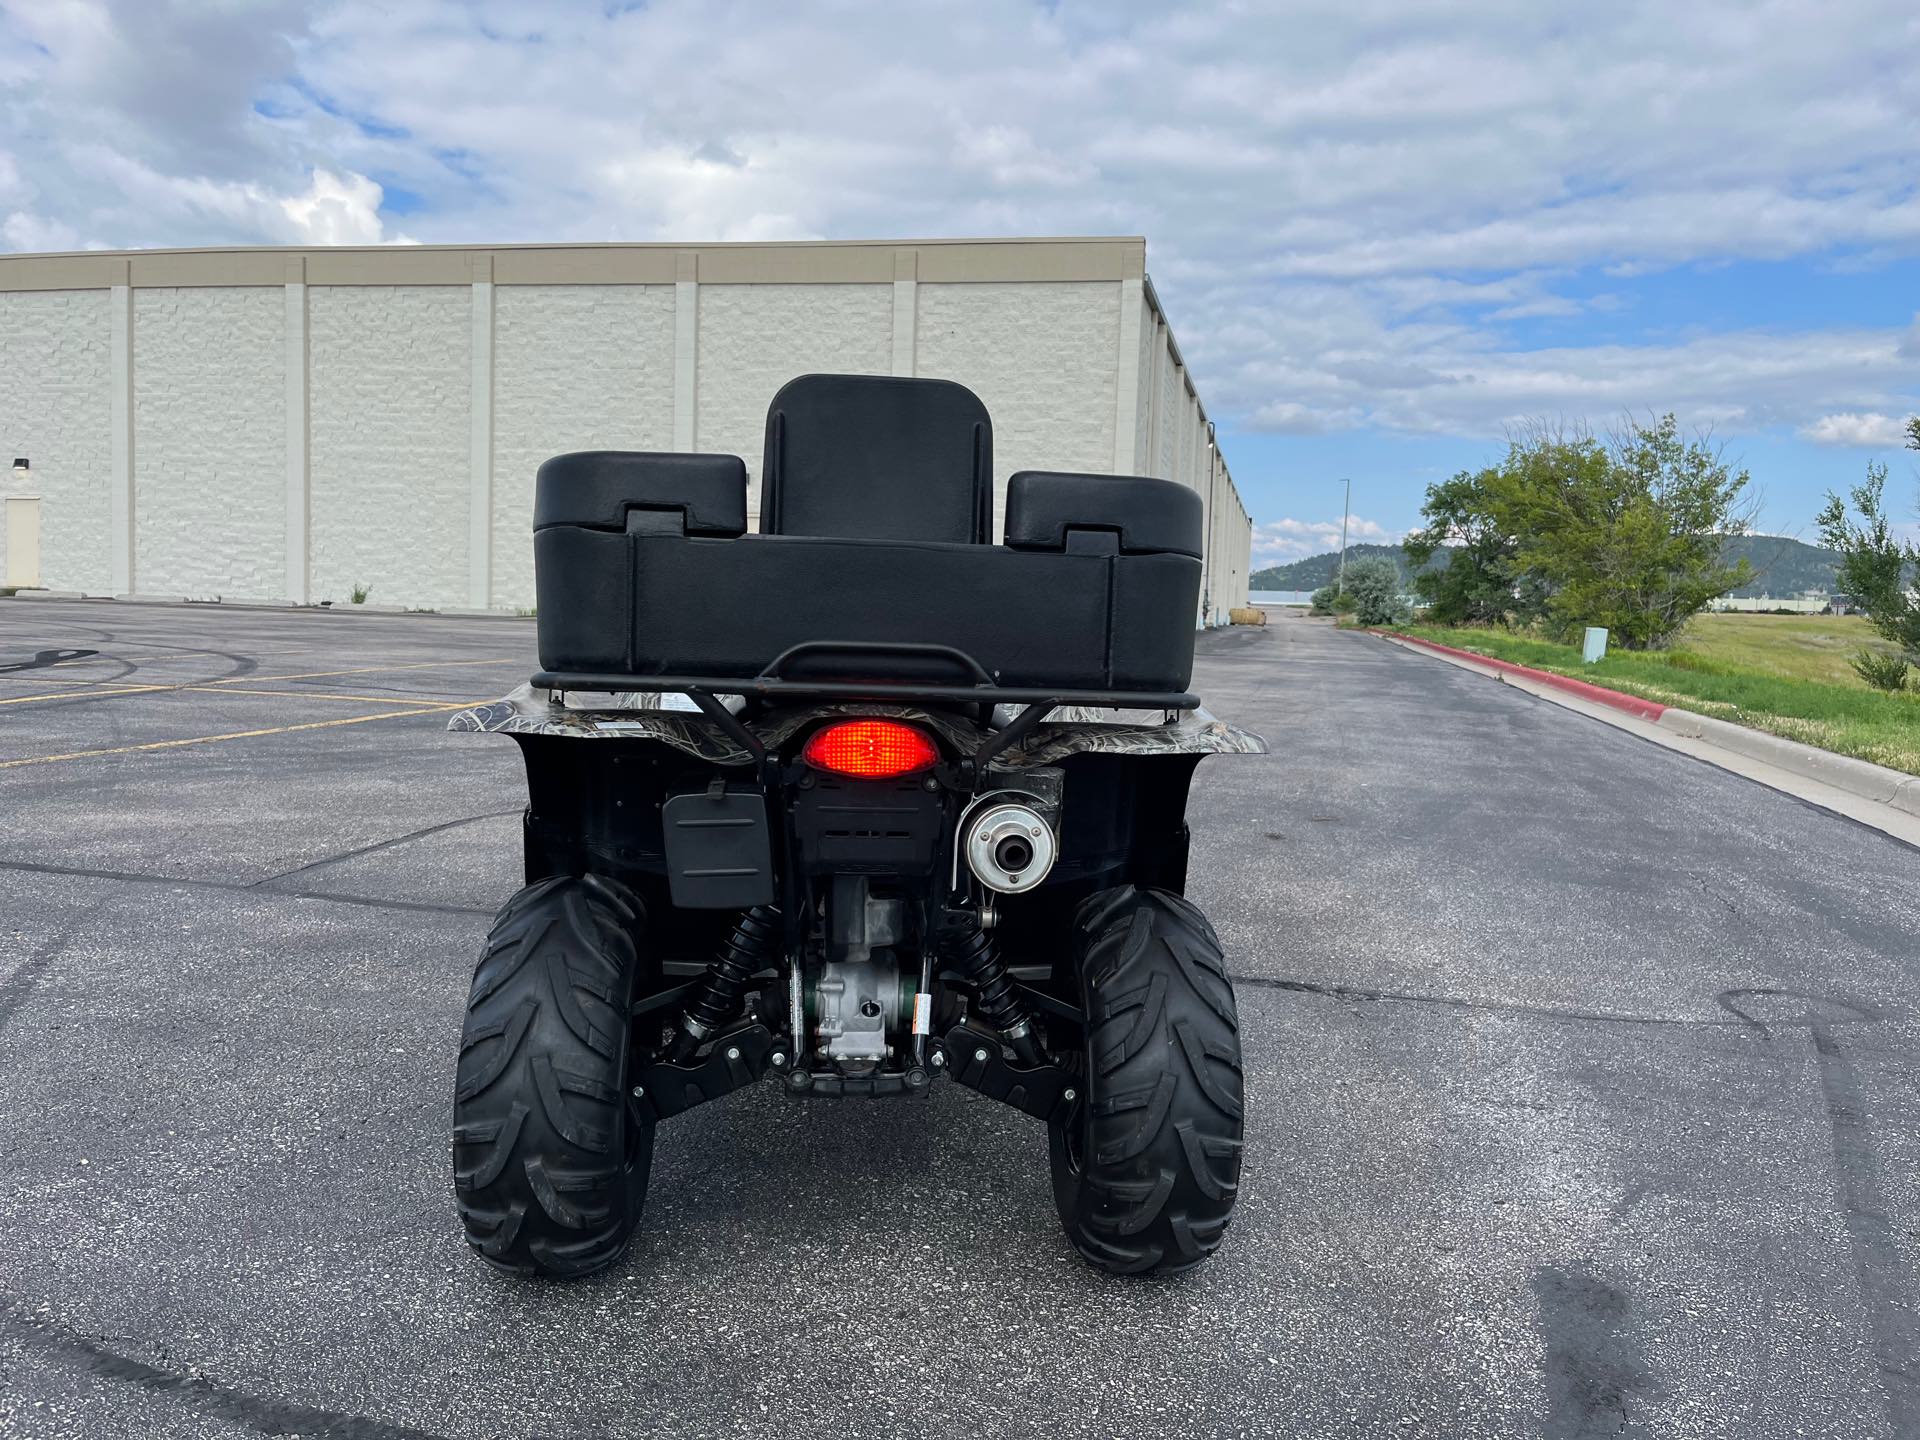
[[278, 168, 391, 245], [0, 0, 1916, 516], [1, 211, 81, 251], [1799, 412, 1913, 448]]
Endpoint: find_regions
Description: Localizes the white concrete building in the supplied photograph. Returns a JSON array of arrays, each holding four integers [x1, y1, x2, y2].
[[0, 238, 1251, 621]]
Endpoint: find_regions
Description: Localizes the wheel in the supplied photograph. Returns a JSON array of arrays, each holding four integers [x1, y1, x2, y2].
[[1049, 885, 1244, 1275], [451, 874, 652, 1277]]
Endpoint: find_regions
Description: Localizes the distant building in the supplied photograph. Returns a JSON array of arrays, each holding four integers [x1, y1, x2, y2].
[[0, 237, 1252, 620]]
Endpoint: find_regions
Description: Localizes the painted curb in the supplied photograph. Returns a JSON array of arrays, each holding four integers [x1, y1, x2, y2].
[[1381, 631, 1667, 720], [1379, 629, 1920, 821]]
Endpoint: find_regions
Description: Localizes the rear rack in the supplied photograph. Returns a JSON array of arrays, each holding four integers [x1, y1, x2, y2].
[[532, 639, 1199, 712], [531, 670, 1199, 711]]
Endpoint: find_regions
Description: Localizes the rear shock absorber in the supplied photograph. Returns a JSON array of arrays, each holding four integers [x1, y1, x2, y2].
[[943, 924, 1043, 1065], [671, 904, 781, 1061]]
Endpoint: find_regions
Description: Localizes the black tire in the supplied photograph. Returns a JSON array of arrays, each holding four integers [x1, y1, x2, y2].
[[452, 874, 652, 1278], [1048, 885, 1244, 1275]]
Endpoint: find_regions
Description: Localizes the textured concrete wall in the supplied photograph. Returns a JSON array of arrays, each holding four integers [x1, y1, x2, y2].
[[0, 290, 111, 591], [1132, 297, 1155, 474], [308, 286, 471, 609], [1154, 331, 1179, 481], [696, 284, 892, 519], [492, 284, 676, 608], [915, 281, 1117, 535], [0, 259, 1249, 617], [133, 288, 285, 599]]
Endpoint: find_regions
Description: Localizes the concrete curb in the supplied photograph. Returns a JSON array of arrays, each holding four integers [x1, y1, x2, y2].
[[1384, 631, 1667, 720], [1377, 630, 1920, 824]]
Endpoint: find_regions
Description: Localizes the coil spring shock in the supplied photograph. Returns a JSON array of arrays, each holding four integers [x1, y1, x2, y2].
[[944, 924, 1043, 1065], [671, 904, 780, 1061]]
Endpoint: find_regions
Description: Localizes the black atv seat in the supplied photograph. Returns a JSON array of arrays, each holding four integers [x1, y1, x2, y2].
[[761, 374, 993, 544], [532, 375, 1204, 705]]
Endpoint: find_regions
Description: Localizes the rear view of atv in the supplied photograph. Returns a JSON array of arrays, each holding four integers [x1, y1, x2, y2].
[[448, 375, 1264, 1277]]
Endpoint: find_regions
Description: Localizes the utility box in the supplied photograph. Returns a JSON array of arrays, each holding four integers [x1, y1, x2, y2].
[[4, 495, 39, 588], [1582, 627, 1608, 664]]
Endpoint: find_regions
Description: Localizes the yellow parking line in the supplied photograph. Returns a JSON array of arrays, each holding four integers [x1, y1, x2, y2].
[[183, 686, 479, 704], [0, 703, 472, 771], [210, 659, 519, 684], [0, 684, 171, 705]]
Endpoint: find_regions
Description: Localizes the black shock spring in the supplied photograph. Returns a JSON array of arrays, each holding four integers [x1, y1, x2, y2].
[[672, 904, 781, 1060], [944, 925, 1042, 1065]]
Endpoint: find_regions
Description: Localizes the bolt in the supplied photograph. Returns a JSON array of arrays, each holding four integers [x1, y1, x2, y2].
[[771, 1051, 788, 1068], [1030, 826, 1042, 837], [930, 1051, 947, 1068], [725, 1046, 741, 1061], [630, 1085, 645, 1099], [973, 1047, 989, 1063], [1062, 1088, 1077, 1102]]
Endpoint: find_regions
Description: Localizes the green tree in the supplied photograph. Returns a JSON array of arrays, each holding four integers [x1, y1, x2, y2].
[[1403, 415, 1754, 647], [1507, 416, 1753, 648], [1341, 555, 1410, 626], [1816, 443, 1920, 681], [1402, 468, 1533, 626]]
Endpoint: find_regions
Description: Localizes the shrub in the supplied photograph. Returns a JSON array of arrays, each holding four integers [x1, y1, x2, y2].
[[1850, 650, 1911, 693], [350, 582, 372, 605], [1342, 556, 1411, 626], [1309, 584, 1352, 616]]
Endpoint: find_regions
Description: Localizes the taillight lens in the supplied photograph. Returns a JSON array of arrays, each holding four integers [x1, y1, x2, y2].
[[802, 719, 939, 779]]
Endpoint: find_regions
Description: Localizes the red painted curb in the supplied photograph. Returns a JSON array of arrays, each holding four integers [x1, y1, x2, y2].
[[1378, 631, 1668, 722]]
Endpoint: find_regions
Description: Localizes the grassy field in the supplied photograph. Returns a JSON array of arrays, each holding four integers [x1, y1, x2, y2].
[[1395, 613, 1920, 777]]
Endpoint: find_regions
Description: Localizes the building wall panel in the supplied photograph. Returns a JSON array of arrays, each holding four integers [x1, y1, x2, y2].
[[491, 284, 676, 608], [133, 287, 284, 599], [914, 281, 1117, 534], [0, 290, 111, 591], [308, 286, 471, 609], [695, 284, 893, 519]]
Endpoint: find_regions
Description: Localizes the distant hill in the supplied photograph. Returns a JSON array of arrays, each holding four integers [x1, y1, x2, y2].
[[1250, 534, 1844, 599], [1249, 543, 1436, 592]]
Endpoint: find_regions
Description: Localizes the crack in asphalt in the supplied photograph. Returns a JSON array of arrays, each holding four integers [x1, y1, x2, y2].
[[1232, 973, 1887, 1031], [0, 902, 106, 1035], [0, 856, 493, 917], [247, 808, 523, 889], [0, 1292, 456, 1440]]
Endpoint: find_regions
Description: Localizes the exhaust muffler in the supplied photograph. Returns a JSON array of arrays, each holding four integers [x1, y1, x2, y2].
[[961, 800, 1056, 893]]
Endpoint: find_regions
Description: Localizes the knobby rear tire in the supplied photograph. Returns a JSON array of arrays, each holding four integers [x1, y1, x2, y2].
[[1049, 885, 1245, 1275], [452, 874, 651, 1278]]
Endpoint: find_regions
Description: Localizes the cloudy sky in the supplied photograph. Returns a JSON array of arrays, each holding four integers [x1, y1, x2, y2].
[[2, 0, 1916, 567]]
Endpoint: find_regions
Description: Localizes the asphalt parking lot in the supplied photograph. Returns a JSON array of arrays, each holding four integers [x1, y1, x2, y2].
[[2, 598, 1917, 1439]]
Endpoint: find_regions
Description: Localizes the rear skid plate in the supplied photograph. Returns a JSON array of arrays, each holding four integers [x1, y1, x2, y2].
[[633, 1021, 774, 1121], [630, 1018, 1076, 1123], [940, 1022, 1078, 1124]]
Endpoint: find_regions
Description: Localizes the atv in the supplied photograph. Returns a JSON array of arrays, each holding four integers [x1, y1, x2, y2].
[[449, 374, 1264, 1277]]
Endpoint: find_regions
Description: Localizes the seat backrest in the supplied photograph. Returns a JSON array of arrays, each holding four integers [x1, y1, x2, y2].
[[759, 375, 993, 544]]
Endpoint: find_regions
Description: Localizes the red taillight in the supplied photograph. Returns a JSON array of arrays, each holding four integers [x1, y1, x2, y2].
[[802, 719, 939, 779]]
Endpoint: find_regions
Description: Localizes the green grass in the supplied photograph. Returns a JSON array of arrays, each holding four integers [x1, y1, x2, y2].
[[1394, 615, 1920, 777], [1677, 613, 1897, 686]]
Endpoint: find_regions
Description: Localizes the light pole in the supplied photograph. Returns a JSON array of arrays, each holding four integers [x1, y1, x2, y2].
[[1336, 478, 1351, 594]]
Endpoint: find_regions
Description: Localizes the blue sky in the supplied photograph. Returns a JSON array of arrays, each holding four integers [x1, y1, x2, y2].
[[1, 0, 1915, 566]]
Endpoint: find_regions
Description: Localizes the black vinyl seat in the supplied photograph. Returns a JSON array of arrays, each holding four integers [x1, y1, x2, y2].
[[761, 374, 993, 544], [532, 375, 1205, 701]]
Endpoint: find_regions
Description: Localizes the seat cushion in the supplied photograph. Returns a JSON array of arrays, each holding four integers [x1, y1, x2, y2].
[[759, 375, 992, 544], [535, 451, 747, 536], [1004, 471, 1204, 558]]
